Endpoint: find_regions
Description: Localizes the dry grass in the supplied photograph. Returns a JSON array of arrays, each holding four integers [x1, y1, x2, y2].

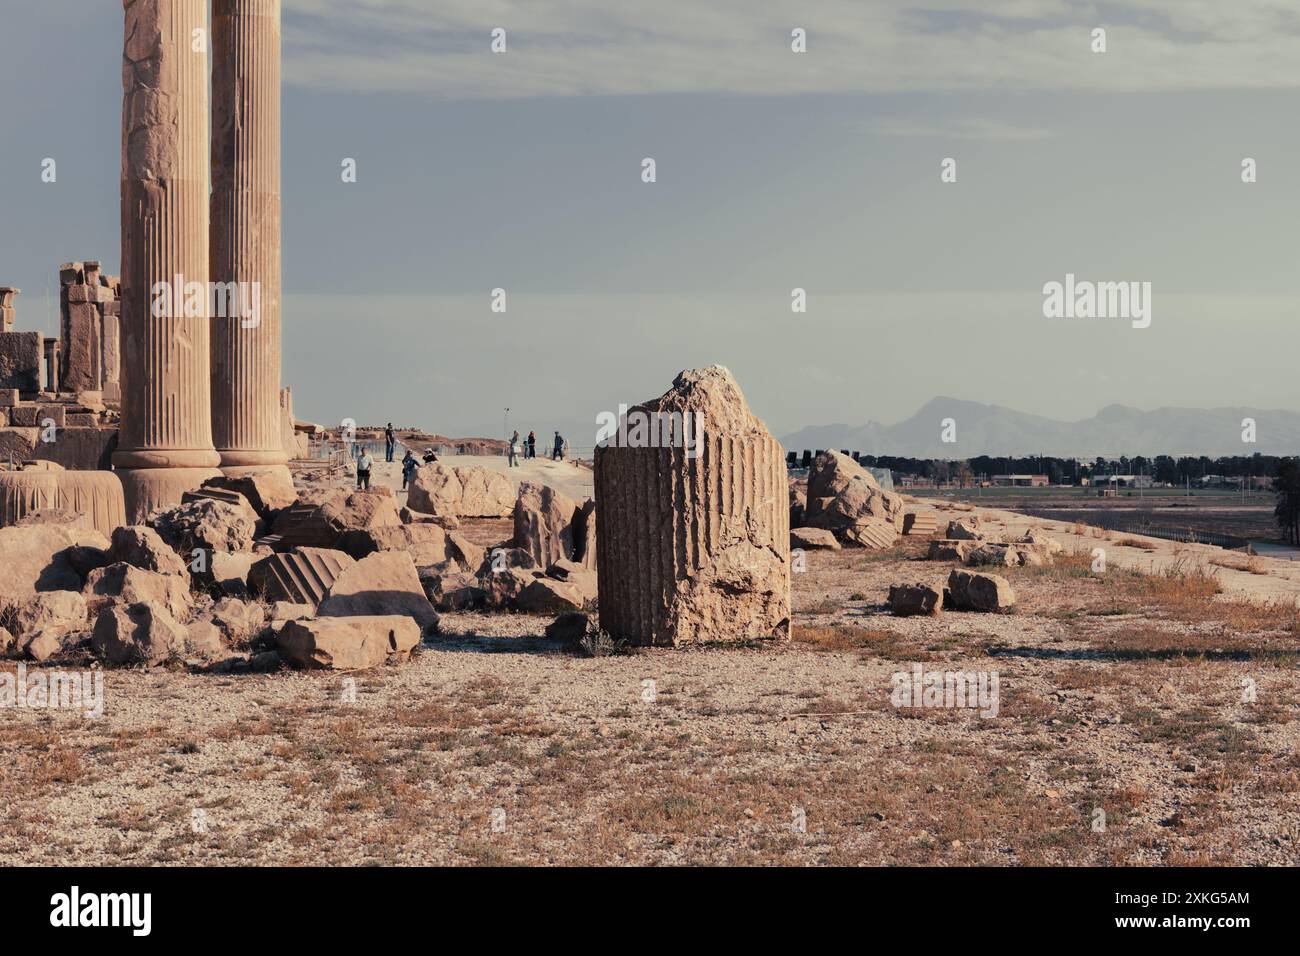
[[792, 624, 942, 662], [4, 511, 1299, 866]]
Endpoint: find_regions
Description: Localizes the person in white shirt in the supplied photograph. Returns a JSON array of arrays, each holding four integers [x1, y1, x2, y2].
[[356, 448, 374, 489]]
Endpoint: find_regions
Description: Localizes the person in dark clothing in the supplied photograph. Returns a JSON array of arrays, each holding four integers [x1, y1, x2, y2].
[[527, 430, 536, 459], [401, 450, 418, 490], [384, 423, 396, 462], [552, 431, 564, 461]]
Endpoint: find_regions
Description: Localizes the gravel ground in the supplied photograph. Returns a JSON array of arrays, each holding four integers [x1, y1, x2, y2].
[[2, 509, 1297, 866]]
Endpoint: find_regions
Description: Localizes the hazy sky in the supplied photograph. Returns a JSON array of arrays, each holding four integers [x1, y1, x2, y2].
[[2, 0, 1298, 445]]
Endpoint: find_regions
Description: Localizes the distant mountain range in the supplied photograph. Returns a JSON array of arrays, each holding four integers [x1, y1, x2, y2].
[[780, 398, 1300, 459]]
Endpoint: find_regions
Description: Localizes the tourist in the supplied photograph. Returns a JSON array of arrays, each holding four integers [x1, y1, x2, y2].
[[553, 431, 564, 461], [401, 450, 418, 490], [356, 447, 374, 489], [527, 430, 536, 459], [384, 422, 395, 462], [509, 430, 521, 467]]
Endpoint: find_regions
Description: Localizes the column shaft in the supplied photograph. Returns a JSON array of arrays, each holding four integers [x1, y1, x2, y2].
[[594, 368, 792, 646], [210, 0, 287, 475], [115, 0, 222, 519]]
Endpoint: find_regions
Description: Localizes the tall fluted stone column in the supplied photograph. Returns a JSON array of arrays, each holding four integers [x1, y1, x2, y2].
[[594, 366, 791, 646], [210, 0, 290, 485], [115, 0, 221, 521]]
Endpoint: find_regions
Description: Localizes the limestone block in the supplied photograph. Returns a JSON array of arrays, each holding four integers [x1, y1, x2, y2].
[[0, 331, 43, 392], [593, 366, 790, 647], [276, 615, 420, 670]]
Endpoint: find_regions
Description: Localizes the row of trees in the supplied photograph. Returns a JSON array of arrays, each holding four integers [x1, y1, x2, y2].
[[1275, 462, 1300, 545], [837, 451, 1300, 545], [852, 453, 1297, 485]]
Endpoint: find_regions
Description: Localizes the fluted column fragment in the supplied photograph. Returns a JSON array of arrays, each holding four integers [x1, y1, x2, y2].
[[210, 0, 288, 481], [115, 0, 221, 520], [594, 366, 791, 646]]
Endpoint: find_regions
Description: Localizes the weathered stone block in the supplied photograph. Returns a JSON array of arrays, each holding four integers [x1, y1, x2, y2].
[[90, 601, 186, 666], [249, 547, 355, 605], [60, 302, 102, 393], [276, 616, 421, 670], [28, 425, 117, 470], [317, 550, 439, 632], [0, 331, 43, 392], [945, 569, 1017, 612], [0, 426, 39, 461], [888, 582, 943, 616], [8, 404, 65, 428]]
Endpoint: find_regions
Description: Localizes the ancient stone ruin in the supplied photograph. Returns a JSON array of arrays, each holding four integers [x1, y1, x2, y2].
[[4, 8, 814, 673], [594, 365, 791, 646], [113, 0, 225, 520], [0, 2, 298, 520], [58, 261, 121, 400], [799, 450, 902, 548], [0, 278, 125, 478], [210, 0, 290, 485]]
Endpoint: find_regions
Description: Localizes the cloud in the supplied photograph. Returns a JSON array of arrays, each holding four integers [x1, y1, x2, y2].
[[283, 0, 1300, 99], [856, 116, 1056, 140]]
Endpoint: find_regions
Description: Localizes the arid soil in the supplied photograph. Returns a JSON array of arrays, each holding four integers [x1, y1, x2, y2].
[[2, 508, 1298, 866]]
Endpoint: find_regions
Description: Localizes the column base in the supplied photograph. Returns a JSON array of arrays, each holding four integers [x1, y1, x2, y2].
[[219, 463, 292, 480], [117, 467, 224, 524], [217, 451, 293, 494], [217, 448, 290, 469]]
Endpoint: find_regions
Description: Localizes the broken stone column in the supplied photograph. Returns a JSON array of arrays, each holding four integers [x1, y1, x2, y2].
[[114, 0, 222, 521], [593, 365, 791, 646], [0, 287, 17, 332], [210, 0, 290, 486], [0, 465, 127, 538], [42, 338, 60, 394], [100, 298, 121, 404], [59, 263, 103, 393]]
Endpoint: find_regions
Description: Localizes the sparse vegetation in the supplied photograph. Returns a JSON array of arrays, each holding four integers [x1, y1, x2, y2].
[[4, 502, 1298, 867]]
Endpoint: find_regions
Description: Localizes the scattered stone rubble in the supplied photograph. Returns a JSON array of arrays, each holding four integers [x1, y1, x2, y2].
[[407, 462, 515, 518], [922, 518, 1065, 570], [944, 569, 1017, 613], [887, 582, 943, 616], [0, 439, 622, 669], [886, 570, 1017, 615], [797, 450, 902, 548], [0, 6, 852, 671], [901, 511, 939, 536], [790, 527, 841, 551]]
